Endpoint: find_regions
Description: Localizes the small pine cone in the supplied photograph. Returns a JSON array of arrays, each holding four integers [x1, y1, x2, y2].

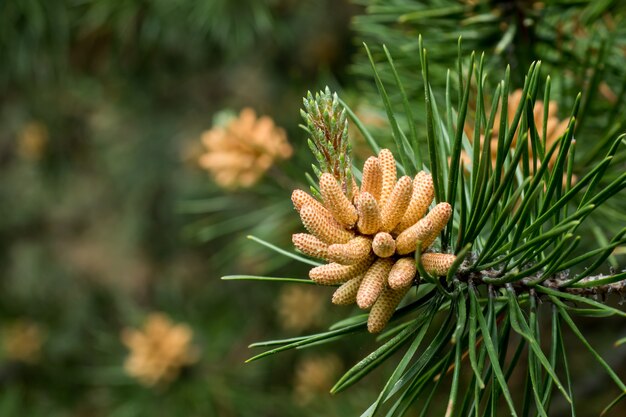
[[292, 189, 326, 214], [292, 233, 329, 260], [378, 149, 397, 206], [380, 175, 413, 232], [360, 157, 382, 201], [372, 232, 396, 258], [300, 205, 354, 244], [356, 192, 382, 235], [357, 258, 394, 309], [395, 171, 434, 233], [388, 257, 417, 290], [421, 253, 456, 276], [332, 274, 364, 305], [367, 286, 410, 333], [395, 217, 434, 255], [327, 236, 372, 265], [319, 173, 358, 228], [309, 255, 374, 285], [420, 202, 452, 249]]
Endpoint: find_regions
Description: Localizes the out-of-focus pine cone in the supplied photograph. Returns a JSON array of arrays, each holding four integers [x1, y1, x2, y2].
[[2, 320, 44, 364], [293, 354, 343, 405], [277, 285, 325, 332], [121, 313, 199, 387], [461, 89, 572, 183], [199, 108, 292, 189], [291, 148, 457, 333]]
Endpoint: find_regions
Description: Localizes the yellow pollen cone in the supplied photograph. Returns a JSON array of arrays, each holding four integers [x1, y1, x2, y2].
[[356, 258, 394, 309], [420, 202, 452, 249], [372, 232, 396, 258], [378, 149, 397, 206], [356, 192, 382, 235], [291, 189, 326, 213], [380, 175, 413, 232], [332, 274, 365, 305], [367, 286, 410, 333], [292, 233, 329, 260], [319, 173, 358, 228], [360, 157, 382, 201], [327, 236, 372, 265], [395, 217, 434, 255], [421, 253, 456, 276], [309, 255, 374, 285], [300, 205, 354, 244], [395, 171, 434, 233], [388, 257, 417, 290], [290, 146, 457, 337]]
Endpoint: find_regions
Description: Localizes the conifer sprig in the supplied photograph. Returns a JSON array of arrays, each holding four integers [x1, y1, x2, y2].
[[231, 38, 626, 417]]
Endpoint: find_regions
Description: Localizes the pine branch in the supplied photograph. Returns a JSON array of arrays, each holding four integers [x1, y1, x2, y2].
[[236, 31, 626, 417], [456, 266, 626, 299]]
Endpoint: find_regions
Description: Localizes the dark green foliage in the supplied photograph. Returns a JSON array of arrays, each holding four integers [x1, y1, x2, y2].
[[350, 0, 626, 157]]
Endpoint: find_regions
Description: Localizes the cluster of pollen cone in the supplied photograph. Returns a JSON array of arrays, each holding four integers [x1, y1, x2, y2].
[[292, 149, 456, 333]]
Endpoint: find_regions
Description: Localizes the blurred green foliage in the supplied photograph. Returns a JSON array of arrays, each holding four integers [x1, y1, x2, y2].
[[0, 0, 383, 415]]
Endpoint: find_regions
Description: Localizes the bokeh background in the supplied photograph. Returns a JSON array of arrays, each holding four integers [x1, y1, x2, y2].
[[0, 1, 624, 416], [0, 1, 377, 415]]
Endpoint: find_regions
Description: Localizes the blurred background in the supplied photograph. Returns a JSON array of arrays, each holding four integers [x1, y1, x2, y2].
[[0, 1, 370, 415], [0, 0, 624, 416]]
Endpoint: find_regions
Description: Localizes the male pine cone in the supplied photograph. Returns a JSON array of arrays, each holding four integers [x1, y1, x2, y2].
[[291, 149, 456, 333]]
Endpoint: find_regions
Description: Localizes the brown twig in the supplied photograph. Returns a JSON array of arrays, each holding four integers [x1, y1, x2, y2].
[[456, 267, 626, 300]]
